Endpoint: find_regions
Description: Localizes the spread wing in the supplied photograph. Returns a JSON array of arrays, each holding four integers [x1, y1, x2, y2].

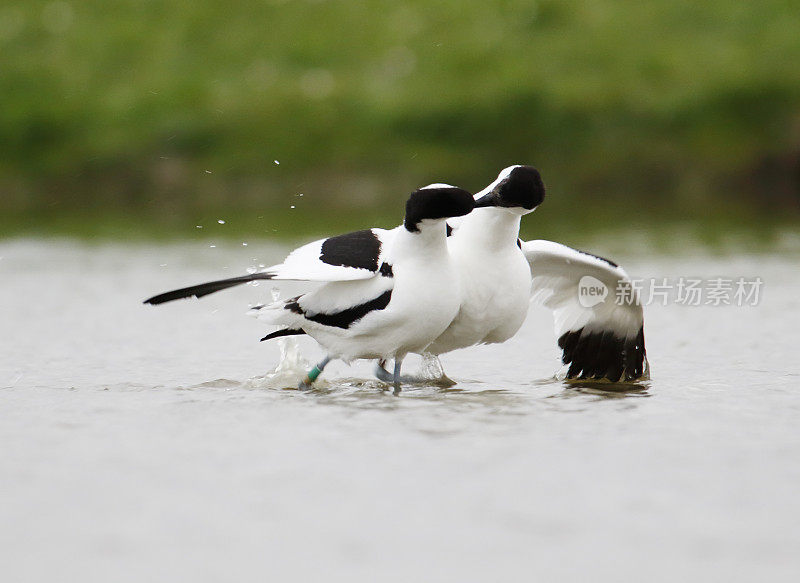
[[521, 239, 648, 382], [144, 227, 396, 305]]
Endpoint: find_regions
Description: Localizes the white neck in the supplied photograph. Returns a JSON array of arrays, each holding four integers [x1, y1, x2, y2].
[[394, 221, 449, 258], [455, 208, 522, 251]]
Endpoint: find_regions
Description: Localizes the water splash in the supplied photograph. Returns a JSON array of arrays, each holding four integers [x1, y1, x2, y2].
[[418, 352, 443, 378], [246, 335, 311, 390], [245, 288, 311, 389], [417, 353, 456, 387], [375, 354, 454, 387]]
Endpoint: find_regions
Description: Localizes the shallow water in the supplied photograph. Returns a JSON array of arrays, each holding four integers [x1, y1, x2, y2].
[[2, 238, 799, 582]]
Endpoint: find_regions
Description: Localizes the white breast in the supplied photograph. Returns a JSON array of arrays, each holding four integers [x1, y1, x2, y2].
[[426, 210, 532, 355]]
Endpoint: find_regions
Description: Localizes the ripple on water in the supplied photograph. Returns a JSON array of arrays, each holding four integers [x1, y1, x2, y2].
[[4, 240, 800, 581]]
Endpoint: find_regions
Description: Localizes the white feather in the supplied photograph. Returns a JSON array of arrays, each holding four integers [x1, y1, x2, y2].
[[256, 224, 463, 362], [261, 228, 393, 282], [521, 239, 643, 340]]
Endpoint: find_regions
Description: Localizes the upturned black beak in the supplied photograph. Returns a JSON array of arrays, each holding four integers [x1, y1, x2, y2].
[[473, 191, 498, 208]]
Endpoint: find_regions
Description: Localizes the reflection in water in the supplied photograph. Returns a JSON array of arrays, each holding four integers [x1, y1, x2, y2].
[[179, 372, 535, 416], [180, 368, 652, 424], [188, 370, 651, 415], [560, 378, 651, 399]]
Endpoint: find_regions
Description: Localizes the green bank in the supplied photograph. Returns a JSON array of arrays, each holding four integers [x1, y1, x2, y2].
[[3, 0, 799, 237]]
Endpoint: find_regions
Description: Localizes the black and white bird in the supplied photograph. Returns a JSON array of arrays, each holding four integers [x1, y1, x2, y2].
[[375, 165, 648, 383], [144, 184, 480, 391]]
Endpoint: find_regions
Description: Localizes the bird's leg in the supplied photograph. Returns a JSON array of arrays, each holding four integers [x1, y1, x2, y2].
[[393, 358, 404, 395], [375, 359, 397, 383], [299, 355, 332, 390], [374, 359, 422, 384], [373, 354, 455, 387]]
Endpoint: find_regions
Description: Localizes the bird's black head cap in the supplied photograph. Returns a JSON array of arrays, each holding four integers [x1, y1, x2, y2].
[[404, 185, 475, 232], [474, 165, 545, 210]]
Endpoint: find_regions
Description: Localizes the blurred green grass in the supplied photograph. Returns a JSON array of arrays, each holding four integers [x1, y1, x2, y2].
[[2, 0, 799, 239]]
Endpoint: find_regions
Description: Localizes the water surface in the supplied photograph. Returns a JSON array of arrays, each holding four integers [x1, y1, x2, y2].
[[2, 239, 799, 582]]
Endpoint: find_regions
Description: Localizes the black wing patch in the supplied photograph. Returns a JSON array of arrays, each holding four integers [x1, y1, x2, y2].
[[558, 326, 646, 382], [144, 272, 275, 305], [260, 328, 306, 342], [285, 290, 392, 329], [319, 229, 381, 272]]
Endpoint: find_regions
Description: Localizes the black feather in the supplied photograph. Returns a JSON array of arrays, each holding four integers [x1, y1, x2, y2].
[[557, 325, 646, 382], [379, 262, 394, 277], [288, 290, 393, 329], [573, 248, 619, 269], [496, 166, 545, 210], [319, 229, 381, 271], [404, 187, 474, 232], [143, 272, 275, 305], [577, 331, 603, 379], [260, 329, 306, 342]]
